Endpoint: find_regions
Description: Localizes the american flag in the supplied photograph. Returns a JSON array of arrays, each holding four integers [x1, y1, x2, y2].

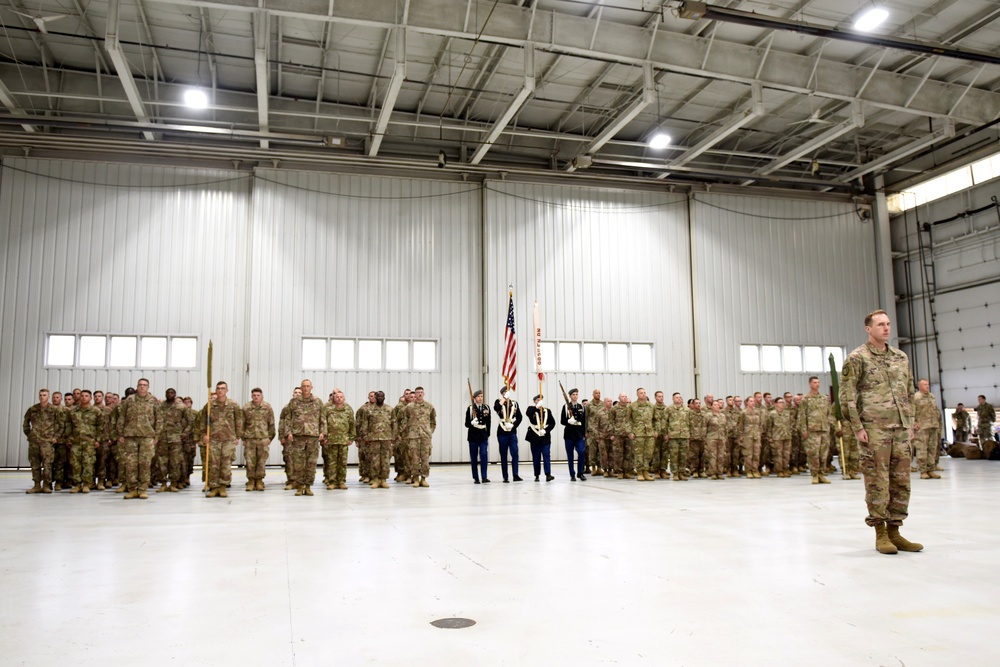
[[502, 291, 517, 390]]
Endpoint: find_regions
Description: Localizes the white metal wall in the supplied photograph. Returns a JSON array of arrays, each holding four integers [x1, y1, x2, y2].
[[691, 194, 879, 398], [484, 181, 694, 414], [891, 180, 1000, 410], [248, 169, 482, 464], [0, 158, 251, 467]]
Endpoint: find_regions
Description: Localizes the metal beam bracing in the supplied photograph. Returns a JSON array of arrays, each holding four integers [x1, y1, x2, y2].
[[0, 80, 36, 132], [144, 0, 1000, 125], [838, 120, 956, 183], [669, 82, 764, 169], [253, 10, 270, 149], [105, 0, 156, 140], [368, 30, 407, 157], [755, 102, 864, 176], [469, 47, 535, 165]]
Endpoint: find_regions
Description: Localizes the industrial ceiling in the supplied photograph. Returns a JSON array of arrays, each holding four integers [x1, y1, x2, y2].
[[2, 0, 1000, 192]]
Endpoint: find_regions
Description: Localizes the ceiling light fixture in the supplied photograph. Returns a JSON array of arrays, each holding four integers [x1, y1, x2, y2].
[[648, 133, 672, 150], [853, 7, 888, 32], [184, 89, 209, 110]]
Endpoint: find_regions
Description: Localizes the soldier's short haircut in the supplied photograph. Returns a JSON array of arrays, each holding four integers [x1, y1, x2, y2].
[[82, 390, 92, 396], [533, 395, 541, 402], [184, 397, 191, 402], [40, 388, 49, 393], [763, 392, 771, 398], [725, 395, 732, 400], [864, 309, 888, 326], [672, 392, 681, 397], [808, 375, 819, 382], [216, 381, 228, 388], [775, 397, 785, 404], [979, 394, 987, 400], [252, 387, 263, 394], [687, 398, 694, 406], [137, 378, 150, 385], [655, 390, 663, 396], [957, 402, 964, 407], [53, 391, 62, 396], [414, 386, 424, 392]]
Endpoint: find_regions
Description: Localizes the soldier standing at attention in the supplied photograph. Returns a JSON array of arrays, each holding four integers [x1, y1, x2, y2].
[[466, 389, 492, 484], [117, 379, 162, 500], [322, 388, 355, 490], [156, 388, 190, 493], [798, 376, 833, 485], [912, 380, 942, 480], [280, 380, 325, 496], [561, 388, 587, 481], [356, 391, 376, 484], [840, 309, 921, 555], [976, 395, 997, 446], [198, 381, 244, 498], [627, 388, 656, 482], [652, 391, 670, 478], [66, 390, 104, 494], [952, 403, 970, 443], [23, 389, 61, 494], [688, 398, 708, 478], [584, 389, 602, 476], [609, 394, 633, 479], [495, 386, 523, 482], [365, 391, 395, 489], [724, 396, 740, 477], [740, 396, 763, 478], [404, 386, 436, 488], [242, 388, 276, 491], [704, 399, 728, 480], [392, 389, 412, 482], [768, 397, 794, 477], [665, 392, 691, 481], [279, 387, 302, 487], [180, 396, 197, 487], [526, 394, 555, 482]]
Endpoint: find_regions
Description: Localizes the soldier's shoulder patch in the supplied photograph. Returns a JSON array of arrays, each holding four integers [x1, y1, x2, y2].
[[841, 363, 852, 378]]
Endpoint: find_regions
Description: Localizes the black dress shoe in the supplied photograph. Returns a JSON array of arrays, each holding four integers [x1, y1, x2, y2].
[[570, 475, 576, 481], [513, 476, 523, 482], [546, 475, 554, 482], [503, 479, 509, 483], [474, 479, 481, 484], [578, 473, 587, 481], [534, 476, 539, 482], [483, 478, 491, 483]]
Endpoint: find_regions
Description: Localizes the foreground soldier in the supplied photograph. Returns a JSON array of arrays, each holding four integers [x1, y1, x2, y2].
[[199, 381, 244, 498], [242, 388, 276, 491], [912, 380, 942, 480], [651, 391, 669, 478], [322, 389, 355, 490], [23, 389, 60, 494], [840, 309, 921, 555], [798, 376, 833, 485], [281, 380, 325, 496], [595, 397, 614, 474], [365, 391, 394, 489], [66, 390, 104, 494], [404, 387, 436, 487], [740, 397, 763, 479], [117, 379, 162, 499], [157, 389, 191, 493], [356, 391, 376, 484]]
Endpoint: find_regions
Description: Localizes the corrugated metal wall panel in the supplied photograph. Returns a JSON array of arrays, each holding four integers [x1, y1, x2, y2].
[[0, 158, 251, 467], [692, 194, 879, 398], [248, 169, 482, 464], [483, 182, 694, 427]]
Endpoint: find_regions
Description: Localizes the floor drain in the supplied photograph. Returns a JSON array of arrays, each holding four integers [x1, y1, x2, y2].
[[431, 617, 476, 629]]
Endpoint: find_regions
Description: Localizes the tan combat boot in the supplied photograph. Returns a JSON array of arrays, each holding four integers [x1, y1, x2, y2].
[[41, 483, 53, 494], [81, 485, 90, 493], [874, 524, 898, 555], [245, 481, 254, 492], [155, 483, 168, 493], [137, 490, 149, 499], [256, 479, 265, 491], [646, 471, 656, 481], [636, 471, 646, 482], [304, 486, 313, 496], [616, 472, 624, 479], [887, 525, 923, 552], [326, 483, 336, 490], [919, 472, 930, 479], [338, 483, 348, 490], [412, 477, 422, 487], [124, 489, 139, 499], [294, 486, 305, 496], [380, 479, 390, 489], [927, 471, 941, 479], [70, 485, 81, 494], [166, 484, 179, 492], [818, 475, 831, 484], [370, 480, 381, 489], [284, 481, 296, 491], [811, 475, 820, 484], [26, 482, 42, 494], [420, 477, 429, 487]]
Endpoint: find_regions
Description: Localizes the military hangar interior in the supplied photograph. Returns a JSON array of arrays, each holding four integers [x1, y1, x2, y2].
[[1, 1, 998, 664]]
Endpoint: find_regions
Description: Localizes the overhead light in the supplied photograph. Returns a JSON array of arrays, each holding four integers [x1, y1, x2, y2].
[[648, 133, 672, 150], [853, 7, 888, 32], [183, 89, 209, 109]]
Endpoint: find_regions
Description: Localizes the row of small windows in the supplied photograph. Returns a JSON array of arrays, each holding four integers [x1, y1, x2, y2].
[[740, 344, 845, 374], [538, 341, 655, 373], [302, 338, 438, 371], [887, 151, 1000, 213], [46, 334, 198, 369]]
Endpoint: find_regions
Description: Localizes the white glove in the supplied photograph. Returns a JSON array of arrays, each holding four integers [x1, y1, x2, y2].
[[533, 426, 546, 436], [568, 418, 580, 426], [473, 421, 486, 430], [501, 422, 513, 432]]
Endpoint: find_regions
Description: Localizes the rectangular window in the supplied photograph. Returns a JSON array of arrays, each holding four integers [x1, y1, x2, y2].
[[78, 336, 107, 367], [782, 346, 802, 373], [109, 336, 137, 367], [385, 340, 409, 370], [47, 335, 75, 366], [140, 336, 167, 368], [761, 345, 782, 372], [539, 342, 555, 371], [740, 345, 760, 372], [412, 341, 437, 370], [301, 339, 327, 370], [45, 333, 198, 369], [330, 339, 355, 369], [358, 340, 382, 370], [302, 338, 439, 371], [631, 343, 654, 372], [607, 343, 629, 372], [803, 346, 824, 372], [171, 337, 198, 368], [582, 343, 605, 371], [558, 342, 580, 372]]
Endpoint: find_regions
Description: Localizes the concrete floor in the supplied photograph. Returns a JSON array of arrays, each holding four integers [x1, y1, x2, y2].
[[1, 460, 997, 667]]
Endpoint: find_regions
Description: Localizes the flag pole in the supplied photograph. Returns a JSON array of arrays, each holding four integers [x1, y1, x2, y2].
[[204, 340, 213, 492]]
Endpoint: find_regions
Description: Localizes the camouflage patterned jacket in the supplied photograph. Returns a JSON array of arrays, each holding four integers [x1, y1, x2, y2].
[[159, 400, 192, 444], [323, 403, 356, 445], [403, 401, 437, 439], [653, 403, 669, 437], [840, 342, 915, 432], [279, 395, 325, 439], [198, 398, 244, 442], [739, 408, 762, 439], [585, 399, 603, 437], [724, 406, 741, 439], [689, 408, 707, 441], [768, 408, 794, 440], [664, 404, 691, 438], [67, 405, 105, 446], [627, 400, 656, 437], [913, 392, 941, 429], [23, 403, 62, 443], [117, 394, 163, 439], [365, 404, 395, 441], [705, 411, 727, 441], [355, 402, 373, 442], [392, 400, 409, 442], [242, 402, 276, 441], [797, 392, 833, 434], [609, 403, 631, 437]]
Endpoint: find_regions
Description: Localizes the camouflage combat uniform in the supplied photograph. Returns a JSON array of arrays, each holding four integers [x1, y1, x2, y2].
[[404, 400, 437, 482], [22, 402, 61, 491], [365, 403, 395, 483], [242, 401, 276, 487], [117, 394, 163, 495], [768, 408, 794, 475], [585, 398, 603, 473], [627, 399, 656, 478], [739, 406, 763, 475], [392, 399, 408, 478], [797, 391, 833, 478], [725, 404, 742, 475], [704, 410, 728, 478], [688, 406, 707, 477], [197, 397, 244, 493], [593, 405, 612, 473], [976, 401, 997, 446], [664, 403, 691, 480], [953, 408, 970, 443], [322, 402, 355, 488], [67, 405, 104, 491], [651, 402, 669, 476], [912, 390, 941, 475], [280, 394, 325, 492], [158, 400, 192, 489], [95, 403, 114, 488], [840, 342, 915, 527], [355, 401, 374, 481], [609, 402, 632, 476]]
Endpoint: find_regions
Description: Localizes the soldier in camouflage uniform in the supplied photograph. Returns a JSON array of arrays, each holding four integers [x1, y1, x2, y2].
[[688, 398, 707, 478], [116, 379, 162, 500], [321, 389, 355, 490], [608, 394, 632, 478], [724, 396, 742, 477], [651, 391, 670, 478], [242, 388, 276, 491], [92, 391, 113, 490], [198, 381, 244, 499], [52, 392, 75, 490], [768, 397, 794, 477], [355, 391, 376, 483], [181, 396, 198, 486], [798, 376, 833, 485], [790, 394, 805, 473], [593, 397, 613, 474], [840, 309, 921, 555], [23, 389, 61, 494], [392, 389, 412, 482], [66, 390, 104, 493], [912, 380, 942, 479], [156, 389, 191, 493], [664, 393, 691, 480], [952, 403, 970, 443], [280, 380, 325, 496], [704, 399, 728, 480], [976, 395, 996, 447], [403, 386, 436, 487], [278, 387, 302, 485], [584, 389, 602, 475], [365, 391, 395, 488], [627, 388, 657, 481], [739, 397, 763, 478]]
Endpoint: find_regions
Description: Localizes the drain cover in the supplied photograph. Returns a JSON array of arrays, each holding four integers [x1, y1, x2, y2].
[[431, 618, 476, 629]]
